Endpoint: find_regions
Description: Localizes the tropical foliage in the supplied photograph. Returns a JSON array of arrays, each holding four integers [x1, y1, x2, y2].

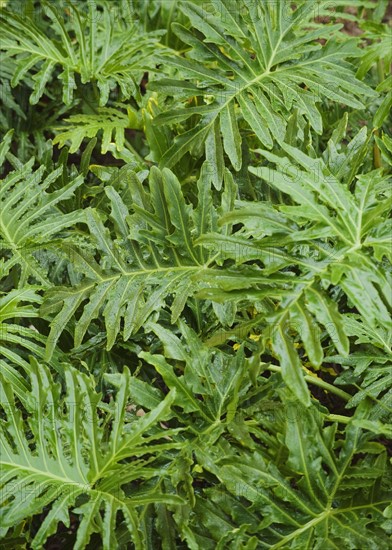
[[0, 1, 391, 548]]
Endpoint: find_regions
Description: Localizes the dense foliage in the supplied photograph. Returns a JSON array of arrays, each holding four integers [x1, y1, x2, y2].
[[0, 1, 391, 548]]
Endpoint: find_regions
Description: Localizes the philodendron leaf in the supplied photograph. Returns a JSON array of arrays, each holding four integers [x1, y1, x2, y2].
[[151, 0, 375, 171], [0, 359, 182, 549]]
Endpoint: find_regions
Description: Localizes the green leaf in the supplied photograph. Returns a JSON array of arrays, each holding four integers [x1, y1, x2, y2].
[[0, 360, 181, 549], [0, 153, 84, 286], [189, 402, 391, 548], [41, 166, 227, 357], [270, 314, 311, 406], [152, 0, 375, 168], [53, 107, 139, 154], [0, 1, 165, 105]]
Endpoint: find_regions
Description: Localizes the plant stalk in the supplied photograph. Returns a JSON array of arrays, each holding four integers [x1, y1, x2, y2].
[[267, 365, 351, 401]]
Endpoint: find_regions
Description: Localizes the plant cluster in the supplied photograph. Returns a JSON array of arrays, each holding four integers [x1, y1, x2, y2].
[[0, 1, 391, 548]]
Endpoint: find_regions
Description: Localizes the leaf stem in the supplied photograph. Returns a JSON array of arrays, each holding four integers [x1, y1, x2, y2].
[[377, 59, 385, 83], [374, 59, 385, 169], [124, 136, 145, 165], [267, 365, 351, 401], [325, 414, 351, 424], [374, 132, 382, 169]]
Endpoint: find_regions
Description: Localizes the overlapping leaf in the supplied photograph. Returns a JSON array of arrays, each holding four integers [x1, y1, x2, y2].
[[0, 138, 84, 286], [0, 359, 182, 549], [1, 1, 391, 547], [151, 0, 375, 178], [41, 163, 227, 358], [0, 0, 164, 105], [182, 401, 391, 549], [197, 130, 391, 402], [53, 106, 141, 154]]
